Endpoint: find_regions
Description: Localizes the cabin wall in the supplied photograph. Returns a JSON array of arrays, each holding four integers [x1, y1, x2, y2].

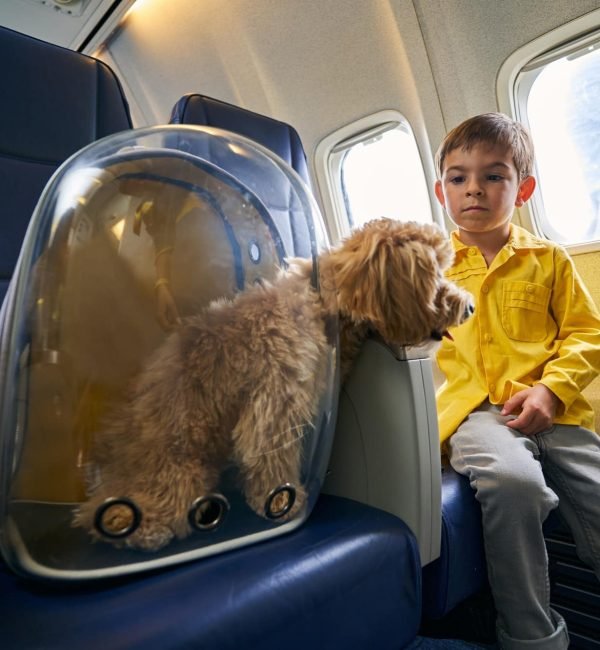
[[100, 0, 598, 170], [97, 0, 444, 184], [413, 0, 599, 132]]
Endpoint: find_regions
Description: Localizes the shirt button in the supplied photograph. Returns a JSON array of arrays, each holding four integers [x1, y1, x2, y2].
[[481, 285, 489, 294], [526, 285, 534, 293], [468, 247, 477, 256], [489, 383, 496, 392], [485, 334, 492, 342]]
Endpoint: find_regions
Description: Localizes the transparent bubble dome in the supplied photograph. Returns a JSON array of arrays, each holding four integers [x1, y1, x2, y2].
[[0, 126, 338, 579]]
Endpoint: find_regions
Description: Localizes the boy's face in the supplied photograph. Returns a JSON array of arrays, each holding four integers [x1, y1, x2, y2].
[[434, 143, 535, 240]]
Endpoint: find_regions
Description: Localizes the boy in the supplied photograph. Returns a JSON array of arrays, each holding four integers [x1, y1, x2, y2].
[[434, 112, 600, 649]]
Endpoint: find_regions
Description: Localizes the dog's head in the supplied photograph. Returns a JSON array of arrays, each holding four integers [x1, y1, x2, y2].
[[324, 218, 473, 346]]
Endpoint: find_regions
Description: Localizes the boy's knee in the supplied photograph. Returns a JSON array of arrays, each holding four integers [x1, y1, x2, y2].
[[474, 468, 558, 515]]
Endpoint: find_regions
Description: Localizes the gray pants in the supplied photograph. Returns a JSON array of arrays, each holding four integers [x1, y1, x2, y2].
[[448, 402, 600, 649]]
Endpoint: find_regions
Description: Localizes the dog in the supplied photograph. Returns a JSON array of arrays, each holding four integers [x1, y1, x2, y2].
[[73, 218, 473, 551]]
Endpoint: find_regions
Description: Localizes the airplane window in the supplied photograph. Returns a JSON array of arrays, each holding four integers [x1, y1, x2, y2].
[[516, 34, 600, 245], [338, 124, 432, 230]]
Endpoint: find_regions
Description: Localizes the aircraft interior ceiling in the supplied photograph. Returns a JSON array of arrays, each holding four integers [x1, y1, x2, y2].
[[1, 0, 596, 167], [95, 0, 599, 161]]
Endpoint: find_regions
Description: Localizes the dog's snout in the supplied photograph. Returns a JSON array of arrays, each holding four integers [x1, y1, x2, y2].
[[465, 303, 475, 319]]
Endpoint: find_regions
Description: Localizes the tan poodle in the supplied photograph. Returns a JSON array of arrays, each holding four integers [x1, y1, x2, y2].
[[74, 218, 473, 550]]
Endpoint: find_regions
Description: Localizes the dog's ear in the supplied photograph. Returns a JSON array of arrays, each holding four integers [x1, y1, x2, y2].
[[421, 223, 455, 271], [400, 220, 454, 271], [323, 219, 441, 344]]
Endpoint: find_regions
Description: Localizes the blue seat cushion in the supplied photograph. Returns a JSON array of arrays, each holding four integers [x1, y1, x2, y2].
[[0, 495, 421, 650], [421, 466, 487, 619]]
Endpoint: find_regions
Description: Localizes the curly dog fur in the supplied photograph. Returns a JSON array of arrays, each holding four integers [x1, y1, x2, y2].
[[74, 218, 473, 550]]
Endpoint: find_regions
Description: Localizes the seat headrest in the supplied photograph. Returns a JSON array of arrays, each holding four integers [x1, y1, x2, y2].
[[0, 26, 132, 163], [0, 26, 132, 304], [170, 94, 310, 187], [170, 94, 316, 258]]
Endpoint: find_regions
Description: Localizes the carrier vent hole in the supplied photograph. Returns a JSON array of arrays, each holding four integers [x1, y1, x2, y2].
[[94, 498, 141, 539], [188, 494, 229, 531], [265, 484, 296, 519]]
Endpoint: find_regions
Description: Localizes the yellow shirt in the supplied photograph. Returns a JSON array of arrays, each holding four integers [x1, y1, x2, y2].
[[436, 224, 600, 443]]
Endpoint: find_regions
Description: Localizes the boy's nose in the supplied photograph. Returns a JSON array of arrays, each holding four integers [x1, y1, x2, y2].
[[466, 186, 483, 196]]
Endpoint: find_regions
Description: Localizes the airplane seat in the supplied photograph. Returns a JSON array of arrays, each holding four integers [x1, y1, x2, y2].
[[0, 25, 133, 307]]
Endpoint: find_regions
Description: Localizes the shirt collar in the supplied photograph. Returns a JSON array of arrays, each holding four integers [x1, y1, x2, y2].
[[451, 223, 546, 254]]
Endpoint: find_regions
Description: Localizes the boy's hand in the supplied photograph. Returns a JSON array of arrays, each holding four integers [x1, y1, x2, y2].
[[501, 384, 559, 436]]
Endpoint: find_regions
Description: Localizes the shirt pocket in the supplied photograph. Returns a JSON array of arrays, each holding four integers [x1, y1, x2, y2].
[[501, 281, 550, 342]]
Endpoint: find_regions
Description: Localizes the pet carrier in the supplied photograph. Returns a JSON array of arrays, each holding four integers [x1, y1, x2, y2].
[[0, 125, 338, 579]]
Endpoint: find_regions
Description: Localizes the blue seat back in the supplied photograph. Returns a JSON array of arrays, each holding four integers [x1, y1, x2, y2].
[[0, 26, 132, 304], [170, 93, 314, 258]]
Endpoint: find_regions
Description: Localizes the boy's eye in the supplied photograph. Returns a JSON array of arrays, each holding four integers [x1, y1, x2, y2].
[[487, 174, 503, 181], [449, 176, 465, 184]]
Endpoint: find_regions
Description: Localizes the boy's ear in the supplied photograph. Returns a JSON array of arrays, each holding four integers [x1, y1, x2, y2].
[[516, 175, 536, 207], [434, 180, 446, 207]]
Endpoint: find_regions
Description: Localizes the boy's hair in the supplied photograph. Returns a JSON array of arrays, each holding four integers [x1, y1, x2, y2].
[[435, 112, 534, 180]]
